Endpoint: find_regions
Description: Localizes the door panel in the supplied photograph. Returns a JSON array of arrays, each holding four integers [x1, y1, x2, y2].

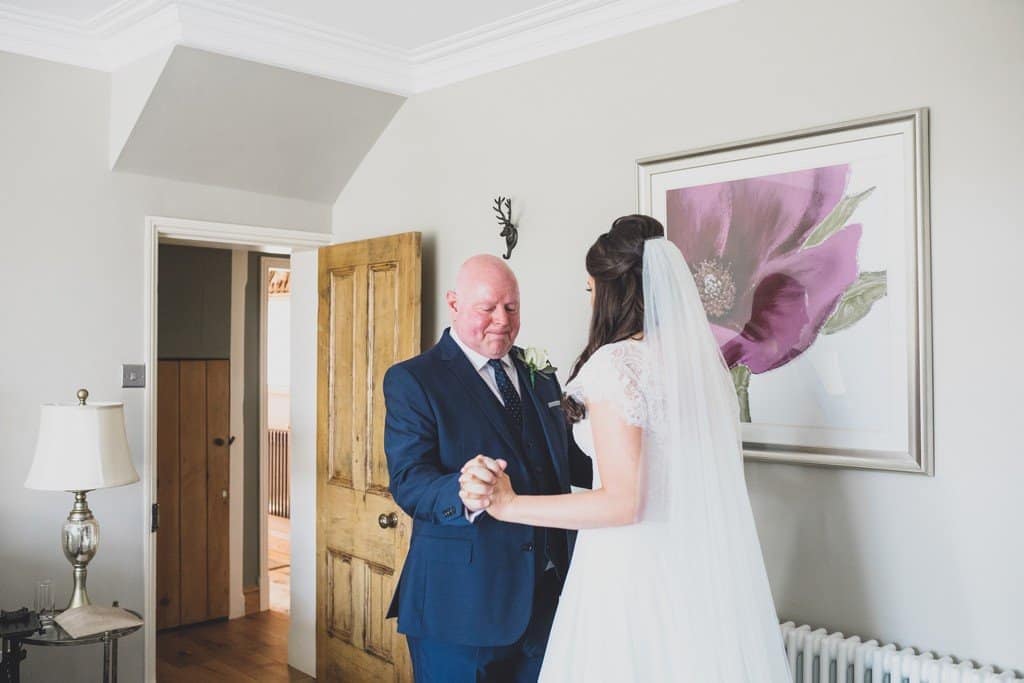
[[317, 233, 420, 682], [327, 267, 357, 489], [367, 262, 399, 497], [156, 361, 181, 629], [206, 359, 230, 619], [179, 360, 209, 626]]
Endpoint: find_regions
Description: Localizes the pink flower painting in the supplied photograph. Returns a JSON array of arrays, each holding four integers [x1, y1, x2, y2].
[[667, 164, 884, 420]]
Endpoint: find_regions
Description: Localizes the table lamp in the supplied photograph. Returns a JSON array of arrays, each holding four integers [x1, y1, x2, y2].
[[24, 389, 139, 610]]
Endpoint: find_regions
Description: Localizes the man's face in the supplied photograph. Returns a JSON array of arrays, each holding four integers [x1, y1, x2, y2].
[[447, 270, 521, 359]]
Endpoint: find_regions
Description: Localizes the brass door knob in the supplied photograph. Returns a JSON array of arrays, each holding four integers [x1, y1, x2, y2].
[[378, 513, 399, 529]]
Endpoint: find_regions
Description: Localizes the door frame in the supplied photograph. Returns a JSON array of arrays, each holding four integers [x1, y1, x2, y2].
[[142, 216, 332, 683], [259, 255, 292, 611]]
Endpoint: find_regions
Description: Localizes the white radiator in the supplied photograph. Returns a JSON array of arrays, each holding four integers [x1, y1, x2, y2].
[[781, 622, 1022, 683]]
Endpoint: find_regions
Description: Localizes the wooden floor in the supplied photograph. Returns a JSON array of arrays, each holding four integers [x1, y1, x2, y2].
[[157, 610, 313, 682], [270, 565, 291, 614], [269, 514, 291, 615], [269, 514, 291, 570]]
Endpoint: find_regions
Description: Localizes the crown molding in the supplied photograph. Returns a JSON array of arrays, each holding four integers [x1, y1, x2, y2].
[[0, 3, 108, 69], [172, 0, 412, 94], [410, 0, 738, 91], [0, 0, 737, 94]]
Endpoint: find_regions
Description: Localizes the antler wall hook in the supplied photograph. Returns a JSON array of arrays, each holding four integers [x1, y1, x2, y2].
[[492, 196, 518, 260]]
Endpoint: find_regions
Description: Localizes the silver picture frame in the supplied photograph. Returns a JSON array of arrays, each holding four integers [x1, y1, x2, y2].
[[637, 109, 933, 474]]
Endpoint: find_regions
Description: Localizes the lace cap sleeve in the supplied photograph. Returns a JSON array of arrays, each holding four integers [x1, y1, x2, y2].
[[571, 341, 648, 427]]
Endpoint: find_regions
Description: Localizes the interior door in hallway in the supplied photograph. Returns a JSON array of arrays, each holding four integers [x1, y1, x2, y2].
[[317, 233, 420, 682], [157, 359, 231, 629]]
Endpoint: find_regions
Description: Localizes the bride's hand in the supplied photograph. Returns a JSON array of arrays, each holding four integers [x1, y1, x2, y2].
[[486, 466, 516, 520]]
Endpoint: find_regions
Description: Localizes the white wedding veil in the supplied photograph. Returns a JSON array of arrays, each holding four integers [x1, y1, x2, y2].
[[641, 237, 791, 680]]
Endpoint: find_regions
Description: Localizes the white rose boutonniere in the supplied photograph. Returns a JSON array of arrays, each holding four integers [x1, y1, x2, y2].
[[515, 346, 558, 387]]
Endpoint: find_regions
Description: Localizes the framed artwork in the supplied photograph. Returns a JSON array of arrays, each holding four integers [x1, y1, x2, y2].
[[637, 109, 932, 473]]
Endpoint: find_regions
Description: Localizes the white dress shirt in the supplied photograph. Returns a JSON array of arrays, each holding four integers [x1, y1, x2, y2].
[[450, 328, 520, 524], [449, 328, 521, 402]]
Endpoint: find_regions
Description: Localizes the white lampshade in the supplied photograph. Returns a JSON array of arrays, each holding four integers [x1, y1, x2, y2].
[[25, 400, 139, 491]]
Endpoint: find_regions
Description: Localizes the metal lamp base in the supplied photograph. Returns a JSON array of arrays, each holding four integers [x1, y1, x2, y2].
[[62, 490, 99, 610]]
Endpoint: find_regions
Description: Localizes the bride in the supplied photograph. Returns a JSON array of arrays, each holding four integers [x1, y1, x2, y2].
[[463, 215, 791, 681]]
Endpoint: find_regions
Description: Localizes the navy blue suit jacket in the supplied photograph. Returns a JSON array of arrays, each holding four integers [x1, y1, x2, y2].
[[382, 329, 592, 647]]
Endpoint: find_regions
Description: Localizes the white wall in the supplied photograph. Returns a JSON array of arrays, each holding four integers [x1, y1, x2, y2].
[[267, 296, 291, 429], [288, 249, 318, 676], [332, 0, 1024, 672], [0, 49, 330, 681], [267, 297, 291, 391]]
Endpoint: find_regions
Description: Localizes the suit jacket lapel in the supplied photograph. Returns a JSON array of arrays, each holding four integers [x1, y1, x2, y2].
[[440, 331, 520, 455], [513, 354, 569, 490]]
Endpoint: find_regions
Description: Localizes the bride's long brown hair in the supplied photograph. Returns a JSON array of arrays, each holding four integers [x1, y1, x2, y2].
[[564, 214, 665, 423]]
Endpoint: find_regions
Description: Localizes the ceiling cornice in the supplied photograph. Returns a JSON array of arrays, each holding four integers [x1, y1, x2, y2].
[[409, 0, 737, 91], [0, 0, 736, 94]]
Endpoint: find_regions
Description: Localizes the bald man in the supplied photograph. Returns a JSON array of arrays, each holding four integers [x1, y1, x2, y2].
[[383, 255, 592, 682]]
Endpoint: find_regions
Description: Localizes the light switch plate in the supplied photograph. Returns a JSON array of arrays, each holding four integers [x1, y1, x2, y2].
[[122, 364, 146, 388]]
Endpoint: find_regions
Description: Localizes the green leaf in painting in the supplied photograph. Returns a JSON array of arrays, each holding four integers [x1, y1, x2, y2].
[[821, 270, 887, 335], [730, 364, 752, 423], [802, 186, 876, 250]]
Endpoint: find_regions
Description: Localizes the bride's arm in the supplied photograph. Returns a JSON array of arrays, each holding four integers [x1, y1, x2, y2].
[[480, 400, 643, 530]]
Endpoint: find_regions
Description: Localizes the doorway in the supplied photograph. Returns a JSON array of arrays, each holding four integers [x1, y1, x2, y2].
[[154, 245, 233, 631], [155, 245, 295, 678], [143, 218, 420, 682], [143, 217, 332, 682]]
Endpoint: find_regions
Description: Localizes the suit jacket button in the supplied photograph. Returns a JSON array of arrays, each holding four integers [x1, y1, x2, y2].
[[521, 542, 534, 552]]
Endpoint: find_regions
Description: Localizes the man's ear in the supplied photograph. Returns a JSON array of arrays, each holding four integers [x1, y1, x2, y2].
[[445, 290, 458, 314]]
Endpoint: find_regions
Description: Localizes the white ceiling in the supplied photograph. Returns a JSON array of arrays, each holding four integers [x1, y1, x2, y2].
[[2, 0, 560, 49], [4, 0, 108, 23], [219, 0, 562, 51], [0, 0, 738, 93]]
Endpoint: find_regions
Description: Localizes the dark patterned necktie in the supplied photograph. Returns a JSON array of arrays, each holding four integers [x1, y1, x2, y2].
[[488, 359, 523, 431]]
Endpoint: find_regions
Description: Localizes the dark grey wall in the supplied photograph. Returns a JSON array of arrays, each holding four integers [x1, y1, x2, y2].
[[158, 245, 232, 359], [243, 252, 260, 587]]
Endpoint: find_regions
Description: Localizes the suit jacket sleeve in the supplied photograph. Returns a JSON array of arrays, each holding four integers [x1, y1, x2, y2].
[[383, 364, 470, 526]]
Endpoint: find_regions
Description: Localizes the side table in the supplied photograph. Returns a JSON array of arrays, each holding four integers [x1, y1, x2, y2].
[[1, 605, 142, 683]]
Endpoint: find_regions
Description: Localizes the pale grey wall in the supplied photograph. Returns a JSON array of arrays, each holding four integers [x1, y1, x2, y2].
[[0, 49, 330, 682], [158, 244, 232, 359], [332, 0, 1024, 672], [114, 47, 406, 202]]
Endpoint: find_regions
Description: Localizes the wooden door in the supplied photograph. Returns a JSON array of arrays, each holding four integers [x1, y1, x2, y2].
[[157, 359, 231, 629], [317, 233, 420, 682]]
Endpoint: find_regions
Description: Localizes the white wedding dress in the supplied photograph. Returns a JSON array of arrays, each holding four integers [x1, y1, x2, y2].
[[538, 239, 792, 682]]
